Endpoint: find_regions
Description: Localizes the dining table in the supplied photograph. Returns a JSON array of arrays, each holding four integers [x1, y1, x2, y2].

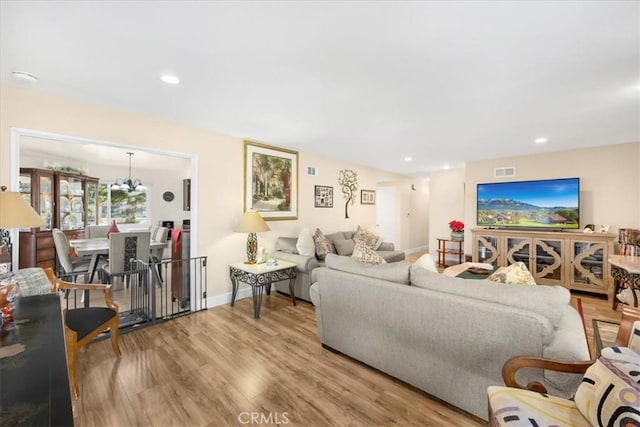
[[69, 237, 167, 306]]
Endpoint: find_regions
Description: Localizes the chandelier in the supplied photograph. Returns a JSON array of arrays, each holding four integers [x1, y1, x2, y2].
[[111, 152, 146, 192]]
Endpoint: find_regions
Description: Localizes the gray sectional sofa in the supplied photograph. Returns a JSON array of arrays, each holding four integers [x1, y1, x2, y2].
[[271, 230, 405, 302], [309, 254, 590, 420]]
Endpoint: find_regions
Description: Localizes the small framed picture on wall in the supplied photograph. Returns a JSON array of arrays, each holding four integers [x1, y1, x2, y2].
[[314, 185, 333, 208], [361, 189, 376, 205]]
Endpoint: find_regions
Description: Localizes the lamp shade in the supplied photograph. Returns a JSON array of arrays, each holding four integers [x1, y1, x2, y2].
[[0, 186, 44, 228], [234, 211, 270, 233]]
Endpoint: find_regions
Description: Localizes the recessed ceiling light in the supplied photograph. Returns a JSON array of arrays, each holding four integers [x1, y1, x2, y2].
[[12, 70, 38, 82], [404, 156, 413, 162], [534, 137, 548, 144], [160, 74, 180, 85]]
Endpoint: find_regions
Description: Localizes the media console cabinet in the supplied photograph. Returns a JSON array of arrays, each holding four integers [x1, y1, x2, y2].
[[471, 228, 617, 298]]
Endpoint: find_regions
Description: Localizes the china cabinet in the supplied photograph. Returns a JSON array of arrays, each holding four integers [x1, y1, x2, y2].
[[471, 228, 616, 297], [18, 168, 100, 269]]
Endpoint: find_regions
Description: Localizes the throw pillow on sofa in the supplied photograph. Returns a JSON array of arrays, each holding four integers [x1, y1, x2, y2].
[[413, 253, 438, 273], [314, 228, 335, 260], [354, 225, 383, 250], [487, 262, 536, 285], [296, 228, 316, 257], [352, 240, 387, 265]]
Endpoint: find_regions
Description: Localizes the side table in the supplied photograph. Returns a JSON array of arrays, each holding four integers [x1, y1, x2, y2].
[[229, 261, 297, 319], [436, 238, 464, 268], [609, 255, 640, 309]]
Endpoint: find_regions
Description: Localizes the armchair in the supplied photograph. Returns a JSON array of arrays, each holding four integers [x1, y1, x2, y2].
[[489, 345, 640, 426], [48, 270, 121, 398]]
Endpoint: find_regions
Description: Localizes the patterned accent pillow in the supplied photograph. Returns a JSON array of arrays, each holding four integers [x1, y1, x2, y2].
[[487, 262, 536, 285], [574, 346, 640, 425], [352, 240, 387, 265], [314, 228, 335, 260], [354, 225, 383, 250]]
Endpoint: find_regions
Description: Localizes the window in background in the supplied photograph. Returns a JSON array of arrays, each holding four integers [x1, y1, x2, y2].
[[98, 183, 149, 224]]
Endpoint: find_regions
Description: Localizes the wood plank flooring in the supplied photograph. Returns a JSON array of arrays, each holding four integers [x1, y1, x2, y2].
[[73, 262, 624, 426]]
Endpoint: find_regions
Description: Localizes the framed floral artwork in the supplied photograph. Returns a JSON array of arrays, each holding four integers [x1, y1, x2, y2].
[[244, 140, 298, 220], [314, 185, 333, 208], [361, 189, 376, 205]]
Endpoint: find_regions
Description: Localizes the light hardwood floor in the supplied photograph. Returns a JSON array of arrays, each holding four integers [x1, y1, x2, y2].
[[73, 262, 623, 426]]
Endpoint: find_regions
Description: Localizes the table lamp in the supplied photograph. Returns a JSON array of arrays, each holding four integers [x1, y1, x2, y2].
[[0, 186, 45, 272], [234, 211, 270, 264]]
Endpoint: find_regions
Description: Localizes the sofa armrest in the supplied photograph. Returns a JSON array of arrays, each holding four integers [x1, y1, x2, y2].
[[377, 241, 395, 251], [271, 251, 319, 273]]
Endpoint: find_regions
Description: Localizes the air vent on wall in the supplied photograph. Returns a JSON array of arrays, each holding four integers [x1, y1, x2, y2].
[[494, 167, 516, 178], [307, 166, 318, 176]]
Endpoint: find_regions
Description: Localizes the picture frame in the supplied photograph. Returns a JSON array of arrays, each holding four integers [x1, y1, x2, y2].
[[361, 189, 376, 205], [244, 140, 298, 220], [314, 185, 334, 208]]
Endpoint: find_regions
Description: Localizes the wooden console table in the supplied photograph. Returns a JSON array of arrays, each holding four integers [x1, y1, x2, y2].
[[436, 238, 464, 268], [0, 293, 73, 426]]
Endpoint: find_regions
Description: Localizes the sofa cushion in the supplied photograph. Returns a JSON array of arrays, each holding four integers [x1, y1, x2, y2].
[[334, 239, 355, 256], [413, 253, 438, 273], [377, 250, 406, 263], [326, 232, 347, 243], [325, 253, 410, 285], [314, 228, 335, 260], [574, 347, 640, 426], [354, 225, 383, 250], [296, 229, 315, 257], [352, 241, 387, 265], [487, 262, 536, 285], [410, 265, 570, 328], [276, 237, 299, 254]]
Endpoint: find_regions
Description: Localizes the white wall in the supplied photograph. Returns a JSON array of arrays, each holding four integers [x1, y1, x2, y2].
[[428, 168, 466, 257]]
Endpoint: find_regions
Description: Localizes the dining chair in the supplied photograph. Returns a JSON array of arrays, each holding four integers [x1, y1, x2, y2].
[[52, 228, 92, 282], [149, 226, 169, 283], [100, 231, 150, 288], [86, 224, 110, 239]]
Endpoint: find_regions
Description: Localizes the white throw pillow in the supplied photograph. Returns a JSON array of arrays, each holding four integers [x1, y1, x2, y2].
[[296, 228, 315, 257], [414, 253, 438, 273]]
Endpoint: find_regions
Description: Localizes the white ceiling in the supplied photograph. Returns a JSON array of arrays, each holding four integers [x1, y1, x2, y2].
[[1, 1, 638, 177]]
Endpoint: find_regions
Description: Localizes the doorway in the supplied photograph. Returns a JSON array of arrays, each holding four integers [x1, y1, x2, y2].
[[375, 186, 396, 244]]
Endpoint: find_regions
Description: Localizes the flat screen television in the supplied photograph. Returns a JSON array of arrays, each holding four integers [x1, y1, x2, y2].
[[477, 177, 580, 230]]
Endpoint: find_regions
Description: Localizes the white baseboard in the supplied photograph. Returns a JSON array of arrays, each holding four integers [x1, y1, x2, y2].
[[206, 286, 253, 308], [404, 245, 429, 255]]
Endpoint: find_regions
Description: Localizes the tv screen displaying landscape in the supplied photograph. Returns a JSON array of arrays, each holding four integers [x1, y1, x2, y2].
[[477, 177, 580, 229]]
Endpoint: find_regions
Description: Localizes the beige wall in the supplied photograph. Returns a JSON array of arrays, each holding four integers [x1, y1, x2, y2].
[[428, 168, 466, 258], [426, 142, 640, 256], [0, 85, 426, 303]]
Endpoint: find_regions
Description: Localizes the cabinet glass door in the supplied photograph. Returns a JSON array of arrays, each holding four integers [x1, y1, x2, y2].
[[86, 181, 98, 226], [475, 235, 499, 267], [571, 241, 606, 289], [533, 238, 563, 284], [505, 237, 531, 267], [59, 177, 84, 230], [39, 175, 53, 230]]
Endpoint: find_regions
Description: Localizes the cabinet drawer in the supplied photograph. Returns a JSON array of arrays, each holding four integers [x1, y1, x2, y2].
[[37, 247, 56, 262], [37, 235, 54, 249]]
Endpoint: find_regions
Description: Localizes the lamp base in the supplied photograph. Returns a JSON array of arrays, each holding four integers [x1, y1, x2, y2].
[[245, 232, 258, 264]]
